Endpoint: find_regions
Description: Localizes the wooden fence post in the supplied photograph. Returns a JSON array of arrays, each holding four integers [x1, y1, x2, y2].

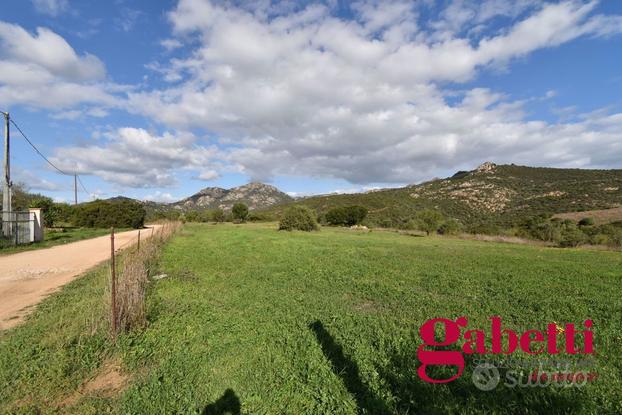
[[110, 227, 117, 336], [137, 230, 141, 253]]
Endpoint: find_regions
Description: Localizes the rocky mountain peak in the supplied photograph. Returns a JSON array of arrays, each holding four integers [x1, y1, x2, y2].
[[476, 162, 497, 173], [172, 182, 292, 211]]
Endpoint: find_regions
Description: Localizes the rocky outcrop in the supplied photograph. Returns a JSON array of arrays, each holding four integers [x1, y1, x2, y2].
[[172, 182, 292, 211]]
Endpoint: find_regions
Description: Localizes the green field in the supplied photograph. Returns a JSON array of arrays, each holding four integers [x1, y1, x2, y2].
[[1, 223, 621, 414]]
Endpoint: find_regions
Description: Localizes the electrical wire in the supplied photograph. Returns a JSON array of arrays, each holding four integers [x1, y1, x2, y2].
[[10, 117, 92, 198]]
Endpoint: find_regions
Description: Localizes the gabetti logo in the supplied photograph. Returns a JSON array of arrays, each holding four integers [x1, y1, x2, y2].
[[417, 317, 593, 384]]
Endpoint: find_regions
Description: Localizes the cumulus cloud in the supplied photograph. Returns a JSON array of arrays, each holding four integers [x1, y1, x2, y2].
[[123, 0, 622, 185], [0, 21, 122, 111], [51, 128, 222, 188]]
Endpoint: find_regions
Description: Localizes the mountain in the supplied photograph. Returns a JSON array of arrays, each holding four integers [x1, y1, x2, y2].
[[170, 182, 293, 211], [263, 163, 622, 229]]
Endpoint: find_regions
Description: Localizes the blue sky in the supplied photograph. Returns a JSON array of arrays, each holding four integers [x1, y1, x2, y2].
[[1, 0, 621, 203]]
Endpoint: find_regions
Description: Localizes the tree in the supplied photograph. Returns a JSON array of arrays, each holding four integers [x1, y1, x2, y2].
[[325, 205, 368, 226], [438, 218, 462, 235], [73, 199, 146, 229], [279, 205, 318, 231], [232, 203, 249, 222], [211, 208, 225, 223], [414, 209, 444, 236]]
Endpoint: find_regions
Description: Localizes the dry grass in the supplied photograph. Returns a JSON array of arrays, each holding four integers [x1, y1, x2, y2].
[[553, 206, 622, 225], [113, 221, 181, 334]]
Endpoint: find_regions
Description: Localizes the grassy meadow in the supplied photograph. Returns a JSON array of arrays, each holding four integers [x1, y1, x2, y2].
[[1, 223, 621, 414]]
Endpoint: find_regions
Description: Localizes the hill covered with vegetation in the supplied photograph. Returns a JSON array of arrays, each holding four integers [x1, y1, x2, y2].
[[264, 163, 622, 230]]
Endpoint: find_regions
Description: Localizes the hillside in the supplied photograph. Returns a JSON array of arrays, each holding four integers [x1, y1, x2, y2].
[[263, 163, 622, 228], [170, 182, 292, 211]]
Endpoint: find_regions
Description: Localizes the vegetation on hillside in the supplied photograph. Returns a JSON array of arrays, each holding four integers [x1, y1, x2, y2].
[[264, 164, 622, 229], [261, 164, 622, 247]]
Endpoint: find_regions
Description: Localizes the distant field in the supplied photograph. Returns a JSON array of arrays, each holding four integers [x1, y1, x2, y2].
[[553, 207, 622, 225], [1, 223, 621, 414]]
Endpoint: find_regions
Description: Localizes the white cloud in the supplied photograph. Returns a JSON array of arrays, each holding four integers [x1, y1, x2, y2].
[[160, 38, 183, 51], [196, 170, 220, 181], [31, 0, 68, 16], [51, 127, 222, 188], [124, 0, 622, 185], [13, 167, 67, 192], [0, 21, 122, 110], [144, 191, 178, 203]]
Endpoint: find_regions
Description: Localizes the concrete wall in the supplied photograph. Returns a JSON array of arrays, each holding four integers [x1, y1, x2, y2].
[[29, 208, 44, 242]]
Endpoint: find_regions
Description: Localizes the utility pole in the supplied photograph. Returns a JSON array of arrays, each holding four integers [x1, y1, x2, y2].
[[2, 111, 11, 237], [74, 173, 78, 205]]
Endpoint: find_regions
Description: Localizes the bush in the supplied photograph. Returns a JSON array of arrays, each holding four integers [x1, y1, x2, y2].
[[29, 197, 72, 228], [232, 203, 249, 222], [247, 212, 275, 222], [558, 226, 586, 248], [279, 205, 319, 231], [325, 205, 368, 226], [211, 209, 225, 223], [414, 209, 444, 236], [73, 199, 146, 229], [578, 217, 595, 227], [438, 218, 462, 235]]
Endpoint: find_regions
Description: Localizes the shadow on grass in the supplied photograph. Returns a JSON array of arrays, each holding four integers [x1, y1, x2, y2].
[[309, 321, 391, 414], [202, 389, 241, 415], [310, 320, 583, 415]]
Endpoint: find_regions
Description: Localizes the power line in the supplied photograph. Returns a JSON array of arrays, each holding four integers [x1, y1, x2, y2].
[[77, 174, 91, 196], [9, 117, 92, 199], [9, 118, 70, 176]]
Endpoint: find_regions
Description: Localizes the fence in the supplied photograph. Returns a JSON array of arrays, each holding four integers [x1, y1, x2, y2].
[[0, 210, 43, 246]]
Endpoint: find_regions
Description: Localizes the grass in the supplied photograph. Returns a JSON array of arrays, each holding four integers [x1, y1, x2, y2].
[[1, 223, 621, 414], [0, 227, 130, 255]]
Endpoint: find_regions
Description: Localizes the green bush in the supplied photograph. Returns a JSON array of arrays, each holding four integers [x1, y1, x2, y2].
[[73, 199, 146, 229], [578, 217, 595, 227], [247, 212, 275, 222], [29, 197, 72, 228], [279, 205, 319, 231], [325, 205, 368, 226], [211, 209, 226, 223], [438, 218, 462, 235], [558, 226, 586, 248], [232, 203, 249, 223], [414, 209, 444, 236]]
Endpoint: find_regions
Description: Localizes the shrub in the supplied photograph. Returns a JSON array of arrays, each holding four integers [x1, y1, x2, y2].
[[414, 209, 444, 236], [578, 217, 595, 227], [211, 208, 226, 222], [29, 197, 72, 228], [558, 226, 586, 248], [438, 218, 462, 235], [247, 212, 275, 222], [232, 203, 249, 222], [325, 205, 368, 226], [73, 199, 146, 229], [279, 205, 319, 231], [184, 211, 201, 222]]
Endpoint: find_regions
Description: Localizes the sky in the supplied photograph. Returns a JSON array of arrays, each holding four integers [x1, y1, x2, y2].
[[1, 0, 621, 203]]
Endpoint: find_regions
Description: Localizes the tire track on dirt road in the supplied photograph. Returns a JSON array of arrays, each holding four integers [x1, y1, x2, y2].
[[0, 225, 162, 330]]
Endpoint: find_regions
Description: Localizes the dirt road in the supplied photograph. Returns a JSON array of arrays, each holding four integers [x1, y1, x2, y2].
[[0, 226, 160, 330]]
